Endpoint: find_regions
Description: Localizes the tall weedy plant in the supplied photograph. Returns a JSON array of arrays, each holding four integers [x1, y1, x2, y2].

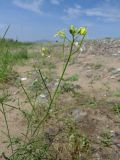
[[0, 25, 87, 159], [32, 25, 87, 136]]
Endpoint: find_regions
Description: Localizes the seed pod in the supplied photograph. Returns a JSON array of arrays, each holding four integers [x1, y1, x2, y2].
[[69, 25, 76, 36]]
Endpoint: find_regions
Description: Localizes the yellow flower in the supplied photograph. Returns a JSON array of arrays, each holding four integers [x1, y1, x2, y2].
[[78, 27, 87, 35], [69, 25, 76, 36], [54, 30, 66, 39], [41, 47, 46, 52]]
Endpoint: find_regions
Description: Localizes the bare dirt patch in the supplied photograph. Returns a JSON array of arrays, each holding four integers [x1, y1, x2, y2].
[[0, 40, 120, 159]]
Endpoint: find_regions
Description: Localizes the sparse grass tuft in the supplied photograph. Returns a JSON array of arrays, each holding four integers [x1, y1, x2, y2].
[[115, 90, 120, 97], [113, 103, 120, 115], [88, 62, 102, 70], [61, 82, 75, 93], [0, 47, 28, 83], [100, 132, 112, 147], [65, 74, 79, 82], [0, 51, 14, 83], [12, 48, 28, 62]]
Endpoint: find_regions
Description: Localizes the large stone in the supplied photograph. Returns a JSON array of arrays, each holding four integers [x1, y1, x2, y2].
[[36, 94, 48, 105], [111, 68, 120, 74], [70, 108, 88, 123]]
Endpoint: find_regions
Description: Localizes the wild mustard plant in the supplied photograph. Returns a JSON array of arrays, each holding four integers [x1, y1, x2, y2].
[[0, 25, 87, 159], [41, 47, 51, 57], [41, 47, 46, 56], [32, 25, 87, 136]]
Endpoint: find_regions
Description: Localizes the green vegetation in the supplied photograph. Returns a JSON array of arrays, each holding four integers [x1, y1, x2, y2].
[[100, 132, 112, 147], [0, 27, 31, 83], [0, 25, 88, 159], [113, 103, 120, 115], [89, 62, 102, 70], [65, 74, 79, 82], [0, 24, 120, 160], [115, 90, 120, 97], [0, 48, 28, 83], [1, 24, 120, 160]]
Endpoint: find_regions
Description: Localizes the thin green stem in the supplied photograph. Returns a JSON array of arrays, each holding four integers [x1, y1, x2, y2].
[[20, 81, 35, 113], [32, 35, 86, 137], [3, 103, 21, 111], [2, 102, 31, 142], [0, 25, 10, 43], [62, 38, 65, 62], [32, 36, 75, 137], [24, 119, 31, 142], [20, 81, 41, 141], [2, 153, 10, 160], [38, 69, 52, 101], [72, 35, 86, 55], [0, 108, 3, 114], [1, 103, 14, 155]]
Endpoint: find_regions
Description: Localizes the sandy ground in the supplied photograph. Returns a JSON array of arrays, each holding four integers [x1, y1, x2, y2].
[[0, 44, 120, 159]]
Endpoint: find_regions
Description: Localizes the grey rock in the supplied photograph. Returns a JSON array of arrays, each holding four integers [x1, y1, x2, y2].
[[86, 70, 93, 78], [112, 53, 118, 56], [111, 68, 120, 74], [110, 76, 116, 79], [93, 153, 101, 160], [35, 94, 48, 105], [70, 108, 87, 123]]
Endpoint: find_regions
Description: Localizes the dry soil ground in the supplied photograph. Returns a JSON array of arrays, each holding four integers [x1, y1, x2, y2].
[[0, 40, 120, 159]]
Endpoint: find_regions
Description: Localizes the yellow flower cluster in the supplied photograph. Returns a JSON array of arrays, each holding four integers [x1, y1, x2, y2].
[[69, 25, 87, 36]]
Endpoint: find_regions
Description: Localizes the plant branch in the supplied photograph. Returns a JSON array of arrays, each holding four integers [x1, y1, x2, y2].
[[20, 81, 35, 113], [72, 35, 86, 55], [32, 35, 75, 137], [1, 103, 14, 155], [38, 69, 52, 101]]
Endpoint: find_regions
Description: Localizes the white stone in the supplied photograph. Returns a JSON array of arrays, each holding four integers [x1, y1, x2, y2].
[[20, 77, 27, 81]]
